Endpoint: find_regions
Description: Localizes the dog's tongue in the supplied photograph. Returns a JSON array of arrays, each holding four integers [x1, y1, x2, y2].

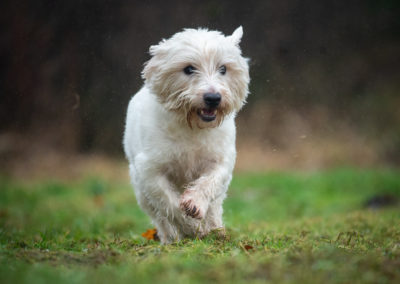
[[202, 109, 216, 116]]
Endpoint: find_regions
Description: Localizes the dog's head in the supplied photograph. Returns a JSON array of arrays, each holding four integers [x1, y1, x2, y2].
[[142, 27, 250, 129]]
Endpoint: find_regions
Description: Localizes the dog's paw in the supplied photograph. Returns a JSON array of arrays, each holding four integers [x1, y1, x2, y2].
[[179, 190, 206, 219]]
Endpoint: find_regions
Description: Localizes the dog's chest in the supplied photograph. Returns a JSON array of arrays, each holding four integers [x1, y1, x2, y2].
[[157, 121, 230, 191], [162, 142, 219, 191]]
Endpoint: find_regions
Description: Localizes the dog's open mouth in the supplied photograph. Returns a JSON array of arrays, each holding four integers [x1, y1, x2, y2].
[[197, 108, 217, 122]]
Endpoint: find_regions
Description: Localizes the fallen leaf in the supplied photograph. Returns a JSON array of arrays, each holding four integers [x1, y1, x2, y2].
[[244, 244, 254, 251], [141, 228, 159, 241]]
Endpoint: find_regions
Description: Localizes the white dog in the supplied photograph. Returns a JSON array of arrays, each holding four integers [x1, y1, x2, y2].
[[123, 27, 250, 244]]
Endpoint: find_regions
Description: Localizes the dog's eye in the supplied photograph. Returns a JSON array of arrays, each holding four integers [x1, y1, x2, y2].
[[219, 65, 227, 75], [183, 65, 195, 75]]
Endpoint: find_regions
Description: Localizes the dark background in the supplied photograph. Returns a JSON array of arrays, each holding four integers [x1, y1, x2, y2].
[[1, 0, 399, 173]]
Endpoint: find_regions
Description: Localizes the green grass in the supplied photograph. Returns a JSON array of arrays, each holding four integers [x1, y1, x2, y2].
[[1, 168, 400, 283]]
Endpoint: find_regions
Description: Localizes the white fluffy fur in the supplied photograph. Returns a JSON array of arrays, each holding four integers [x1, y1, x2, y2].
[[123, 27, 250, 243]]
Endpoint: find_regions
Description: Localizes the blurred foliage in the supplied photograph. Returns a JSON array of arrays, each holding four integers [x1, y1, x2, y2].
[[0, 0, 399, 162]]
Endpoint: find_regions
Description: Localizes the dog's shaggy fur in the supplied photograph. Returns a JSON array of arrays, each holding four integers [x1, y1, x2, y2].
[[123, 27, 250, 243]]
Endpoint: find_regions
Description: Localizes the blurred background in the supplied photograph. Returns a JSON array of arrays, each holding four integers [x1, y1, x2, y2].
[[1, 0, 399, 178]]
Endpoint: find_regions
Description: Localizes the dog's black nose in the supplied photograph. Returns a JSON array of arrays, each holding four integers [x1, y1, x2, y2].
[[203, 93, 221, 108]]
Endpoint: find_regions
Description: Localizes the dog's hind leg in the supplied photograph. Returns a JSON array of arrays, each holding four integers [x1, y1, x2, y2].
[[199, 196, 225, 239], [205, 197, 224, 229]]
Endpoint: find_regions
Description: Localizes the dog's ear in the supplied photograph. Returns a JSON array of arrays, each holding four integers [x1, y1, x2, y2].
[[142, 58, 153, 80], [142, 43, 162, 80], [229, 26, 243, 46], [142, 56, 156, 81], [148, 42, 162, 56], [142, 40, 168, 80]]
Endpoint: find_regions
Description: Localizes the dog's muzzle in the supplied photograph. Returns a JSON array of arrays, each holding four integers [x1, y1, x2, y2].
[[198, 93, 221, 122]]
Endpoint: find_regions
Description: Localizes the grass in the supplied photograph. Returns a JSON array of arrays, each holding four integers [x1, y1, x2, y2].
[[0, 168, 399, 283]]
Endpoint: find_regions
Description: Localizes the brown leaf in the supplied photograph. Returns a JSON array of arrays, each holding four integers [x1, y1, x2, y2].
[[141, 228, 159, 241], [244, 244, 254, 251]]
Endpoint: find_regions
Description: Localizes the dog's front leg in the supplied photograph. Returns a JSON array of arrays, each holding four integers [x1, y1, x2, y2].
[[135, 172, 183, 243], [179, 165, 231, 220]]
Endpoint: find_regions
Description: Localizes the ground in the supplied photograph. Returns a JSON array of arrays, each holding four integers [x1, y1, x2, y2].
[[0, 168, 399, 283]]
